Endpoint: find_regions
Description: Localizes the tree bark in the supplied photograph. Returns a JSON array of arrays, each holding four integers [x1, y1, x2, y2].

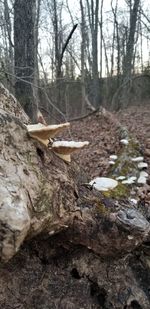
[[86, 0, 100, 107], [14, 0, 37, 121], [123, 0, 140, 80]]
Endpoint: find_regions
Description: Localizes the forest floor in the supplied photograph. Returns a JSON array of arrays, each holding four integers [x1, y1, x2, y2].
[[67, 105, 150, 176]]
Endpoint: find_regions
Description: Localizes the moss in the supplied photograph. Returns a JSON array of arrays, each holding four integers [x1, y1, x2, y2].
[[102, 183, 129, 199], [95, 201, 110, 214], [127, 139, 140, 156], [110, 158, 135, 178], [119, 161, 136, 176], [109, 136, 141, 178]]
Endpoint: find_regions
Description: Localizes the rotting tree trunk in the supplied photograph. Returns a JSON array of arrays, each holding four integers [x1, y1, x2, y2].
[[0, 83, 150, 308]]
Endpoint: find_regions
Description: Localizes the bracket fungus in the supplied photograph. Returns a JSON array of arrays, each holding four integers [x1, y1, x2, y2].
[[131, 156, 144, 162], [122, 176, 136, 185], [138, 162, 148, 169], [116, 176, 126, 181], [89, 177, 118, 192], [120, 139, 129, 145], [109, 155, 118, 161], [52, 141, 89, 162], [140, 171, 148, 178], [109, 160, 115, 165], [26, 122, 70, 146], [137, 175, 147, 184]]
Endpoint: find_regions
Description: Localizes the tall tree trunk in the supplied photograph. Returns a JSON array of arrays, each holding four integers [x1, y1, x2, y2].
[[80, 0, 86, 113], [4, 0, 14, 90], [92, 0, 99, 107], [86, 0, 100, 107], [123, 0, 140, 80], [99, 0, 104, 78], [14, 0, 37, 121]]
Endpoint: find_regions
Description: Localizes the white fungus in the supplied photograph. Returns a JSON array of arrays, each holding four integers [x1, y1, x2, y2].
[[138, 162, 148, 169], [137, 176, 147, 184], [128, 235, 134, 240], [109, 161, 115, 165], [120, 139, 129, 145], [26, 122, 70, 146], [109, 155, 118, 161], [116, 176, 126, 181], [89, 177, 118, 192], [122, 176, 136, 184], [52, 141, 89, 148], [52, 141, 89, 162], [140, 171, 148, 178], [129, 198, 138, 205], [131, 156, 144, 162]]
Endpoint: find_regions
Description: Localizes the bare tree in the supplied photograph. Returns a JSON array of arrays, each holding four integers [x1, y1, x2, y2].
[[86, 0, 100, 107], [123, 0, 141, 79], [80, 0, 95, 112], [4, 0, 14, 73], [14, 0, 39, 121], [99, 0, 104, 78]]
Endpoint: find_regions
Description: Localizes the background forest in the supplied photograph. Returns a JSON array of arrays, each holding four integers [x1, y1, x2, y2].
[[0, 0, 150, 122]]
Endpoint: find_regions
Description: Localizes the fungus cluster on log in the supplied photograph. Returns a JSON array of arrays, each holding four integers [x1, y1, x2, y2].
[[26, 122, 89, 162]]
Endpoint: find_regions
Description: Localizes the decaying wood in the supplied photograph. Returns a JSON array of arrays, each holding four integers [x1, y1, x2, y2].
[[0, 83, 150, 308]]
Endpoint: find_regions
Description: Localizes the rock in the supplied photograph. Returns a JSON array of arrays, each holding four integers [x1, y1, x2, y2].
[[116, 209, 149, 232]]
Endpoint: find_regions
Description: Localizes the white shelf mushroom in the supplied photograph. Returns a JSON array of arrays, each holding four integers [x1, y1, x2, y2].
[[109, 155, 118, 161], [129, 198, 138, 205], [120, 139, 129, 145], [52, 141, 89, 162], [89, 177, 118, 192], [140, 171, 148, 178], [109, 161, 115, 165], [138, 162, 148, 169], [122, 176, 136, 184], [137, 176, 147, 184], [131, 156, 144, 162], [116, 176, 126, 181], [26, 122, 70, 146]]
